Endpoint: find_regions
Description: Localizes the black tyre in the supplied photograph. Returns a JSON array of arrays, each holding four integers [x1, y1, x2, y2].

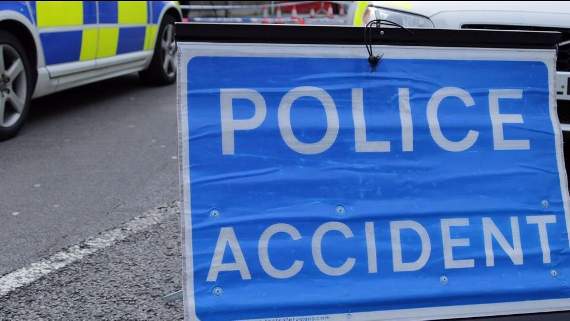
[[0, 30, 32, 141], [139, 14, 177, 85]]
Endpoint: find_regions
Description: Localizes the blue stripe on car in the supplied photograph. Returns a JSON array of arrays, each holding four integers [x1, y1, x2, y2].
[[83, 1, 97, 24], [117, 26, 146, 54], [98, 1, 118, 24], [40, 31, 82, 65]]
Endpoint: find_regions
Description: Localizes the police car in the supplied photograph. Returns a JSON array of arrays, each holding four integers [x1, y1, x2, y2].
[[0, 1, 182, 140]]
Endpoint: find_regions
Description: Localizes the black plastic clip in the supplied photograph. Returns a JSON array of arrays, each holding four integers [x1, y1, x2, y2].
[[364, 19, 414, 70], [368, 53, 383, 68]]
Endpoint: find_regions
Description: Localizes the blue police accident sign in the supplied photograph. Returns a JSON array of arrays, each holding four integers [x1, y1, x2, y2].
[[178, 43, 570, 321]]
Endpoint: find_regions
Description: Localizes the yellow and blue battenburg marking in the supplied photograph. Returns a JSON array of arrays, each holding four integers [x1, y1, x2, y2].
[[31, 1, 165, 66]]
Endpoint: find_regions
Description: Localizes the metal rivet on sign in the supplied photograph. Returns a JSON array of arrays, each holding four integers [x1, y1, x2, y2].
[[210, 209, 220, 218], [212, 286, 223, 296], [440, 275, 448, 285], [542, 200, 550, 209], [551, 269, 559, 278], [336, 205, 346, 215]]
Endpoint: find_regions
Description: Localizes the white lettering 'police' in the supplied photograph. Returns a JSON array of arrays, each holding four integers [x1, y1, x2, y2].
[[352, 88, 390, 152], [278, 86, 339, 155], [220, 89, 266, 155], [219, 87, 529, 155], [489, 89, 529, 150], [427, 87, 479, 152]]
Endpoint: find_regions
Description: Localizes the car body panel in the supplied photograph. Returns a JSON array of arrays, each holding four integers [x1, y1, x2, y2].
[[370, 1, 570, 103], [0, 1, 181, 98], [370, 1, 570, 35], [373, 2, 570, 24], [0, 3, 44, 67]]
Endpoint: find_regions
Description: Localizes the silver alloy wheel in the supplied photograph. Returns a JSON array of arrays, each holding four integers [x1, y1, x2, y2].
[[161, 23, 177, 78], [0, 44, 26, 128]]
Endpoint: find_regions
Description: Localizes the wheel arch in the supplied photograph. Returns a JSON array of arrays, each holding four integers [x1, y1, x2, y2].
[[146, 2, 182, 64], [0, 14, 42, 89], [157, 2, 183, 26]]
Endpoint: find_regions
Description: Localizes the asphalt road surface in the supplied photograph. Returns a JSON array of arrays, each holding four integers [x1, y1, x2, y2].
[[0, 74, 179, 276], [0, 204, 184, 320], [0, 74, 184, 320]]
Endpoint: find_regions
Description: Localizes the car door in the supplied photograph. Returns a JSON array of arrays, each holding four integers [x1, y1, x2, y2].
[[96, 1, 149, 69], [33, 1, 98, 77]]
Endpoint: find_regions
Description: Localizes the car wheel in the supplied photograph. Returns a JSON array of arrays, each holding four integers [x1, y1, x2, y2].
[[0, 30, 32, 141], [139, 14, 177, 85]]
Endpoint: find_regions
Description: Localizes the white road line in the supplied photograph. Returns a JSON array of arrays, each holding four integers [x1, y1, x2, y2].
[[0, 204, 178, 297]]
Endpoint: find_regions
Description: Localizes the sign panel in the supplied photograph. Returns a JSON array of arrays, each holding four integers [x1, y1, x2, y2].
[[178, 42, 570, 321]]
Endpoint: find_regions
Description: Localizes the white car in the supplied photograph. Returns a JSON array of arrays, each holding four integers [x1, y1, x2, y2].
[[365, 1, 570, 130]]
